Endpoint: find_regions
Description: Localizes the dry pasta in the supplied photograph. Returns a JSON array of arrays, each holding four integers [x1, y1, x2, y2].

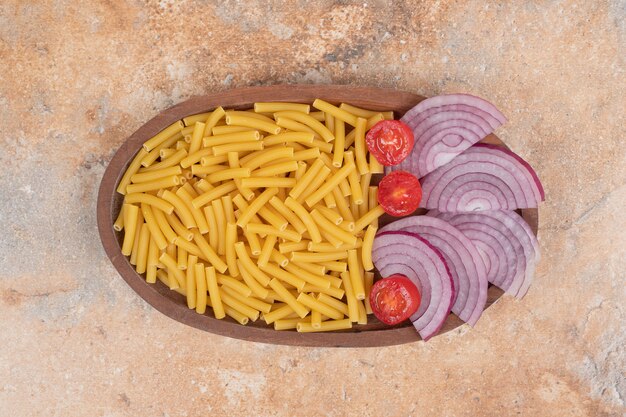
[[114, 100, 400, 332]]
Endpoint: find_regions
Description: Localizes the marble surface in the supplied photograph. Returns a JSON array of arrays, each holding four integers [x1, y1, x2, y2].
[[1, 1, 624, 416]]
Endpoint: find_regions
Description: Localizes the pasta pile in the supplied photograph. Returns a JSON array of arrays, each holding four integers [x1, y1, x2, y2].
[[114, 99, 394, 332]]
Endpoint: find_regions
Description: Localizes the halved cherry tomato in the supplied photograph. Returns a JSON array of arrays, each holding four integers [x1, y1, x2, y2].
[[365, 120, 414, 166], [378, 170, 422, 216], [369, 274, 421, 325]]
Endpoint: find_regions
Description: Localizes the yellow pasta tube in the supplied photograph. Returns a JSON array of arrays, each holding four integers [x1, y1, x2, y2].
[[303, 157, 356, 207], [200, 205, 217, 251], [260, 263, 306, 291], [291, 261, 326, 276], [317, 293, 349, 316], [269, 249, 289, 267], [180, 148, 213, 168], [166, 212, 193, 241], [297, 319, 352, 333], [142, 120, 185, 152], [310, 210, 357, 246], [297, 166, 332, 205], [199, 154, 228, 167], [161, 190, 196, 229], [291, 147, 320, 162], [175, 188, 209, 234], [236, 188, 278, 228], [359, 172, 372, 217], [283, 263, 330, 289], [289, 159, 324, 200], [284, 197, 322, 243], [354, 117, 369, 175], [192, 263, 207, 314], [297, 292, 343, 319], [134, 223, 150, 274], [216, 273, 252, 297], [340, 152, 363, 205], [113, 207, 125, 232], [225, 113, 280, 135], [273, 111, 334, 142], [202, 106, 226, 137], [241, 147, 294, 170], [312, 99, 359, 126], [369, 154, 384, 174], [237, 260, 270, 299], [278, 240, 309, 254], [183, 112, 210, 126], [254, 102, 310, 113], [263, 304, 295, 324], [191, 164, 226, 176], [262, 132, 314, 146], [130, 166, 182, 184], [212, 125, 250, 135], [221, 286, 272, 314], [204, 266, 225, 319], [202, 130, 260, 148], [319, 261, 348, 273], [159, 148, 177, 159], [364, 271, 374, 314], [227, 152, 255, 201], [140, 148, 187, 172], [309, 111, 325, 121], [257, 234, 277, 268], [273, 318, 301, 330], [301, 284, 345, 299], [124, 193, 174, 214], [325, 112, 335, 133], [240, 177, 296, 189], [189, 121, 205, 154], [330, 187, 354, 224], [143, 133, 182, 167], [361, 225, 377, 271], [251, 161, 299, 177], [159, 252, 186, 288], [192, 181, 237, 208], [347, 249, 365, 300], [294, 161, 307, 180], [289, 251, 348, 263], [125, 175, 181, 194], [129, 210, 144, 265], [244, 230, 262, 255], [212, 141, 264, 157], [341, 271, 359, 322], [220, 195, 235, 224], [192, 229, 228, 273], [311, 309, 322, 329], [151, 207, 177, 243], [231, 194, 264, 226], [268, 197, 307, 234], [268, 278, 309, 318], [225, 222, 239, 277], [274, 116, 319, 136], [173, 236, 204, 259], [117, 149, 149, 194], [308, 241, 361, 252], [354, 205, 385, 233], [211, 199, 226, 255], [314, 204, 343, 225], [245, 223, 301, 242], [176, 245, 188, 270], [234, 242, 271, 286], [357, 300, 368, 324], [207, 167, 251, 183], [220, 290, 259, 321], [140, 203, 167, 250], [147, 236, 159, 268], [186, 255, 197, 309], [338, 103, 380, 118]]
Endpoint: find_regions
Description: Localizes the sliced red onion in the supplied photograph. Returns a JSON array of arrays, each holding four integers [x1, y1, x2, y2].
[[389, 94, 507, 177], [372, 231, 454, 341], [379, 216, 488, 326], [419, 144, 544, 211], [429, 210, 538, 298]]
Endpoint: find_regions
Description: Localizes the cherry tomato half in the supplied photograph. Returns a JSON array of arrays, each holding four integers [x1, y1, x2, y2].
[[369, 274, 421, 325], [365, 120, 414, 166], [378, 170, 422, 216]]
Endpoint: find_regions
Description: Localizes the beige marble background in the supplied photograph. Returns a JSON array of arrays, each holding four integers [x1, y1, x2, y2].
[[1, 1, 624, 416]]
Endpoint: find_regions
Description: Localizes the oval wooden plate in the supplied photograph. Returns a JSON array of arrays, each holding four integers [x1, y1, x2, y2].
[[97, 85, 538, 347]]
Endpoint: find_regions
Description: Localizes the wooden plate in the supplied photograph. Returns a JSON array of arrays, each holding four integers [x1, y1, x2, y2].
[[97, 85, 538, 347]]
